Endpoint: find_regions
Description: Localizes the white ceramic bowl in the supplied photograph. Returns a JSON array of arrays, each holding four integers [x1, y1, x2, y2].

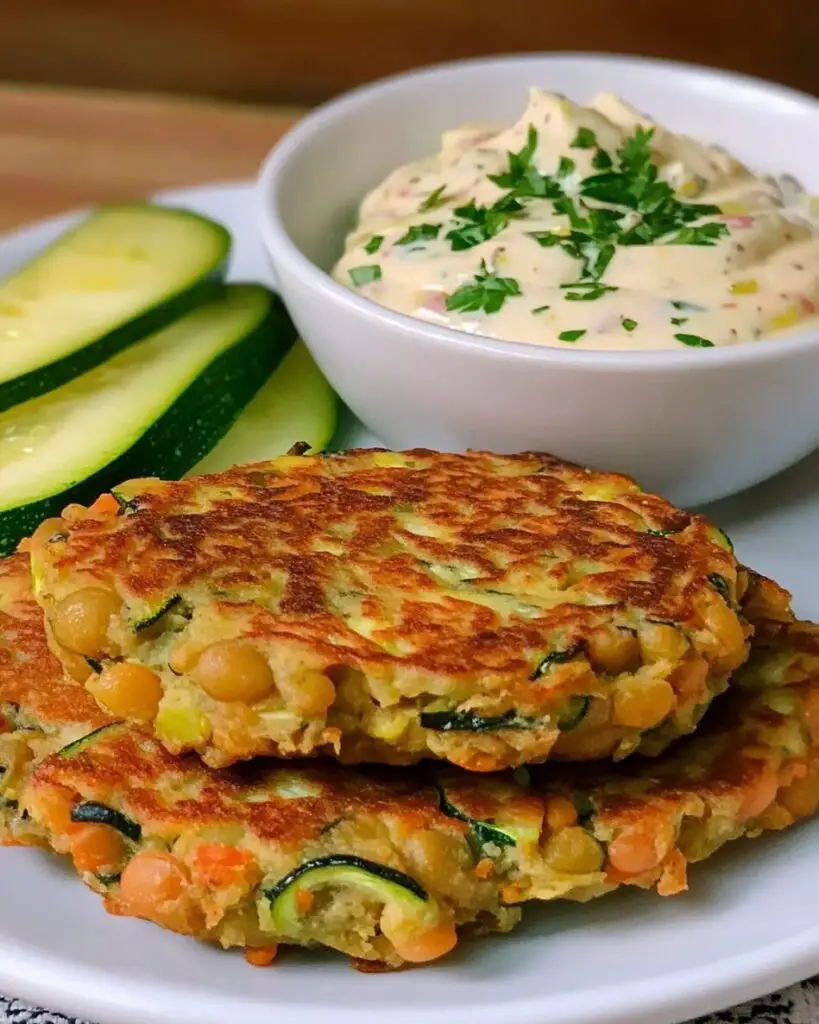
[[258, 53, 819, 507]]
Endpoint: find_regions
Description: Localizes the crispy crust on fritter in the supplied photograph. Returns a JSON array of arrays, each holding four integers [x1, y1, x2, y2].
[[32, 450, 751, 770], [0, 555, 109, 844], [25, 616, 819, 967]]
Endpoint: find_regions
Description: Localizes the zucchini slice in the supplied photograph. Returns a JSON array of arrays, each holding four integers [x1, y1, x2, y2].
[[419, 709, 535, 733], [0, 283, 296, 554], [435, 779, 543, 850], [0, 204, 230, 412], [558, 696, 591, 731], [131, 594, 181, 631], [262, 855, 428, 934], [191, 341, 339, 474], [530, 642, 585, 681], [70, 801, 142, 842], [58, 722, 126, 758]]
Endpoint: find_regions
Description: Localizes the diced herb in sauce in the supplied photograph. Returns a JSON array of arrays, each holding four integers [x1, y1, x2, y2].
[[532, 304, 551, 313], [364, 235, 384, 255], [671, 316, 688, 326], [396, 223, 442, 246], [488, 125, 539, 190], [622, 318, 638, 332], [349, 265, 382, 286], [675, 332, 714, 348], [564, 282, 618, 301], [446, 196, 523, 251], [571, 127, 597, 149], [592, 149, 614, 170], [418, 184, 451, 212], [559, 329, 587, 342], [557, 156, 575, 178], [446, 260, 521, 315], [671, 299, 707, 312]]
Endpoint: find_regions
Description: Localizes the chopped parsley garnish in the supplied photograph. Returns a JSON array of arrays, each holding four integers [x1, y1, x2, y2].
[[419, 184, 451, 212], [592, 149, 613, 170], [571, 127, 597, 149], [622, 318, 638, 332], [364, 235, 384, 255], [559, 329, 587, 342], [396, 223, 441, 246], [671, 299, 707, 312], [446, 195, 524, 251], [446, 260, 521, 315], [349, 265, 382, 286], [557, 156, 575, 178], [532, 304, 551, 313], [675, 332, 714, 348], [671, 316, 688, 326], [564, 282, 618, 301], [488, 125, 539, 190]]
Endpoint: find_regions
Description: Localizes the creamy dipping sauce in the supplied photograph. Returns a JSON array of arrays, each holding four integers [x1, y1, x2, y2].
[[333, 90, 819, 351]]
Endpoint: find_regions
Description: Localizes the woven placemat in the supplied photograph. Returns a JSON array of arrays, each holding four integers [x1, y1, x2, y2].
[[3, 978, 819, 1024]]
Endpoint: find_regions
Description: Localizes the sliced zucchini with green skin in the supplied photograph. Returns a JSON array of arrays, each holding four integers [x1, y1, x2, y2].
[[708, 573, 732, 604], [558, 695, 591, 731], [0, 204, 230, 412], [70, 801, 142, 842], [0, 283, 297, 554], [420, 709, 535, 733], [262, 855, 428, 934], [58, 722, 126, 758], [530, 642, 585, 680], [191, 341, 339, 474], [132, 594, 181, 631]]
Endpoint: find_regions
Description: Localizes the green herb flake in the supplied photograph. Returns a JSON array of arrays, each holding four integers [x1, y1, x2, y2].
[[622, 318, 638, 332], [396, 223, 441, 246], [349, 264, 382, 287], [446, 195, 523, 251], [671, 299, 706, 312], [564, 284, 618, 301], [671, 316, 688, 326], [446, 260, 522, 316], [558, 329, 587, 343], [488, 125, 539, 190], [363, 235, 384, 255], [532, 304, 551, 314], [571, 127, 598, 149], [419, 184, 451, 212], [592, 149, 614, 170], [557, 156, 576, 178], [675, 332, 715, 348]]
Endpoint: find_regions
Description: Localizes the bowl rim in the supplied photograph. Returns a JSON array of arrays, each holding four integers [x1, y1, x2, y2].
[[257, 51, 819, 371]]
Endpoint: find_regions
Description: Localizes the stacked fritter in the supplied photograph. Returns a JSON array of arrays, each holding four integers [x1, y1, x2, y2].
[[1, 449, 816, 969]]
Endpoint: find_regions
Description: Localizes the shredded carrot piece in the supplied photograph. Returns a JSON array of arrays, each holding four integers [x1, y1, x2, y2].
[[656, 849, 688, 897], [474, 858, 494, 880], [245, 945, 278, 967], [192, 842, 254, 887], [501, 883, 525, 904], [295, 888, 315, 914], [88, 493, 120, 518]]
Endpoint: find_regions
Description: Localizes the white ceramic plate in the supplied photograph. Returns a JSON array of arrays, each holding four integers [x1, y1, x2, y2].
[[2, 181, 819, 1024]]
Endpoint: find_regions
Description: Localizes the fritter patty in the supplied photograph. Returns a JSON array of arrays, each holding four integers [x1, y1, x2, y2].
[[24, 609, 819, 969], [0, 554, 108, 845], [30, 449, 752, 771]]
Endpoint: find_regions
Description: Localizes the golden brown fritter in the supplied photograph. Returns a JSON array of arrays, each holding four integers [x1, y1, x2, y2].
[[25, 605, 819, 970], [0, 554, 109, 845], [31, 449, 752, 770]]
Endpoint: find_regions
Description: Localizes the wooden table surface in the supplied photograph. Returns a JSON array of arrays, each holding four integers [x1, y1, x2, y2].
[[0, 84, 303, 233]]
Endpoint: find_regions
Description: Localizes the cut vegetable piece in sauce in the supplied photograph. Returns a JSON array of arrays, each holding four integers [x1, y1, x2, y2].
[[0, 284, 295, 554], [675, 333, 715, 348], [349, 265, 382, 286], [0, 204, 230, 412], [191, 341, 338, 475]]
